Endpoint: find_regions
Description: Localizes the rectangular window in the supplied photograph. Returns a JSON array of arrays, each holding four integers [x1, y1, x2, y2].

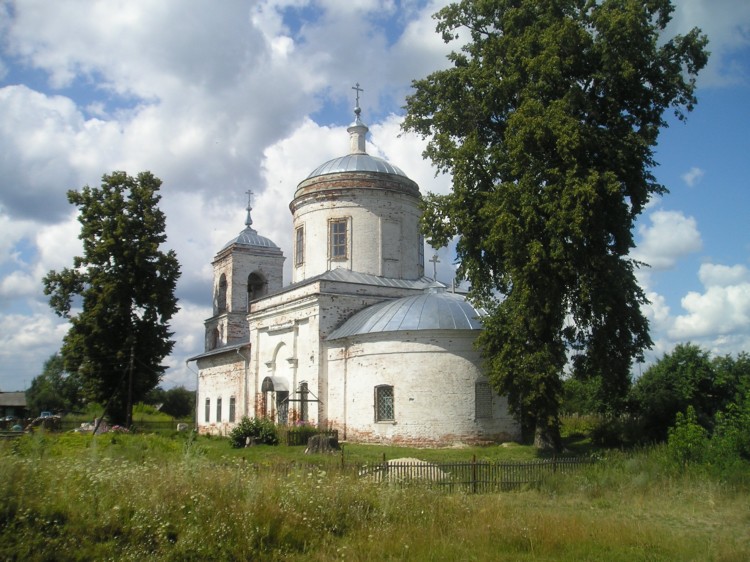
[[216, 397, 222, 422], [375, 385, 394, 422], [475, 382, 493, 419], [229, 396, 236, 423], [295, 226, 304, 266], [205, 398, 210, 423], [329, 219, 348, 259]]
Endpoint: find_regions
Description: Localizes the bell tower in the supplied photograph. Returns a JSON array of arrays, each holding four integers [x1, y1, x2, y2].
[[204, 191, 285, 350]]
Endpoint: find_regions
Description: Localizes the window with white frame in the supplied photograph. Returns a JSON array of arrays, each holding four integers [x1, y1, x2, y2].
[[229, 396, 236, 423], [375, 385, 394, 422], [205, 398, 210, 423], [216, 397, 222, 422], [295, 226, 304, 266], [329, 218, 348, 260]]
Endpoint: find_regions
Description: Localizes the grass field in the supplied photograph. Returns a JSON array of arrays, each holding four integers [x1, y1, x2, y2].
[[1, 431, 748, 561]]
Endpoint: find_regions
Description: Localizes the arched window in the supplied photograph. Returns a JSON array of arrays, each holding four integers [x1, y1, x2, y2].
[[217, 274, 227, 313], [248, 271, 267, 302], [209, 327, 220, 350]]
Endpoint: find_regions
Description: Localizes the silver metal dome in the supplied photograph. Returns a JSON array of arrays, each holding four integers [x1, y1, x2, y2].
[[327, 291, 485, 340], [222, 227, 278, 250], [306, 153, 408, 179]]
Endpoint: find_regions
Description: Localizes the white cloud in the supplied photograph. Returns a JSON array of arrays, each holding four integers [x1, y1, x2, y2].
[[643, 290, 672, 333], [632, 210, 703, 270], [698, 263, 750, 287], [0, 311, 69, 391], [671, 283, 750, 339], [669, 0, 750, 86], [681, 166, 705, 187], [668, 262, 750, 340]]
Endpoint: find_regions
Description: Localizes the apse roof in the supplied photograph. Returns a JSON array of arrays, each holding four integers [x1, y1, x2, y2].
[[327, 290, 485, 340]]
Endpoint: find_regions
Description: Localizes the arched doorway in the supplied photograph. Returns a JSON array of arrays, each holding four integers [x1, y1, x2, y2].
[[261, 376, 289, 424]]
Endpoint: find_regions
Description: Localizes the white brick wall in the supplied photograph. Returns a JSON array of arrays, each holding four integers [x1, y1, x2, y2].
[[326, 332, 520, 445], [291, 174, 422, 283]]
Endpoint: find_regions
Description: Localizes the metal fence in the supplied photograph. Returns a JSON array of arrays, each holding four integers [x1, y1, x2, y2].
[[358, 456, 595, 492]]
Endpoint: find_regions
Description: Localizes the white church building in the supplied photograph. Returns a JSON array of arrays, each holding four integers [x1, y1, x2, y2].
[[189, 95, 519, 445]]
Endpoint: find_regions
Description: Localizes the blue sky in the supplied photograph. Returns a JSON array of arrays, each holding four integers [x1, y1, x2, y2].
[[1, 0, 749, 391]]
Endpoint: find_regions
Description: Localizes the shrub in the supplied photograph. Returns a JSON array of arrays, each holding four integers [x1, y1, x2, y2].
[[229, 417, 278, 448], [710, 399, 750, 462], [589, 415, 643, 448], [667, 406, 707, 468]]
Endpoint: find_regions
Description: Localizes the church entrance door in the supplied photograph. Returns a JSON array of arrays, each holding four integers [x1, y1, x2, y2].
[[261, 376, 290, 424]]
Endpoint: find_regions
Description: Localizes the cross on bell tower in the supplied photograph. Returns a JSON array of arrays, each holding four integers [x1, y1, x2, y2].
[[245, 189, 254, 229]]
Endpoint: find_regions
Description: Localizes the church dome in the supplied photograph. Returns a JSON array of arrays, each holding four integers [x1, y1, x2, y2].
[[290, 86, 423, 283], [222, 226, 278, 250], [328, 290, 485, 340], [305, 92, 410, 181], [307, 153, 408, 179]]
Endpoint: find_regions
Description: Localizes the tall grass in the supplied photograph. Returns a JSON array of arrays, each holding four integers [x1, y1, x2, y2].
[[1, 432, 748, 561]]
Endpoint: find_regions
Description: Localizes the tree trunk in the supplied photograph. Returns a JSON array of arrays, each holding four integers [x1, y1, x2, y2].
[[534, 421, 562, 452]]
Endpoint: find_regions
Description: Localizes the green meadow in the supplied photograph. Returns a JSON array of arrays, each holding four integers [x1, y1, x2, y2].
[[1, 430, 748, 561]]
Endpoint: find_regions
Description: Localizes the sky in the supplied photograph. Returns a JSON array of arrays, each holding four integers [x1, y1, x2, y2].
[[1, 0, 749, 392]]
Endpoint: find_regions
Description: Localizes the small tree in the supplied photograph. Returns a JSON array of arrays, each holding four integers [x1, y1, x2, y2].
[[667, 406, 708, 468], [43, 171, 180, 426], [631, 343, 723, 441], [26, 353, 84, 415], [161, 386, 196, 419]]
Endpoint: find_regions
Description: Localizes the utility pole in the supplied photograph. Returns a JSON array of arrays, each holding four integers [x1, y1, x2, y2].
[[126, 335, 135, 428]]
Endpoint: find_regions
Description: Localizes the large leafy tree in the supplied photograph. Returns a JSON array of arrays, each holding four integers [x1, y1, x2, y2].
[[44, 171, 181, 426], [403, 0, 708, 447]]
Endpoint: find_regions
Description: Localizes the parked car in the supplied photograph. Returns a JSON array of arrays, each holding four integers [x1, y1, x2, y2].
[[40, 411, 52, 418]]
